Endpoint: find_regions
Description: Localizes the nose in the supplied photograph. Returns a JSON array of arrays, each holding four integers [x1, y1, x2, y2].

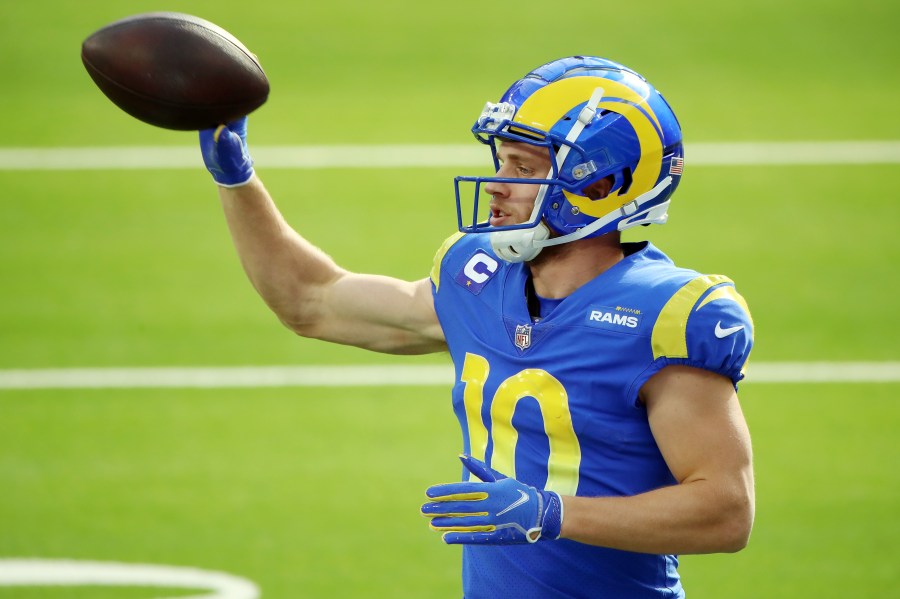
[[483, 178, 507, 198], [483, 162, 513, 198]]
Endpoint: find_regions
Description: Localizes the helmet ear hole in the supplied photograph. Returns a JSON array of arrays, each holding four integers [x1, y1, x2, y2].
[[618, 168, 633, 195], [584, 175, 615, 200]]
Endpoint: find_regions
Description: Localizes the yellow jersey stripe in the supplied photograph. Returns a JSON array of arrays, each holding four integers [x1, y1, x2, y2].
[[696, 284, 751, 319], [430, 231, 465, 291], [651, 275, 733, 359]]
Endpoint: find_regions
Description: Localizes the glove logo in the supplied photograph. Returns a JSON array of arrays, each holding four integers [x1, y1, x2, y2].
[[496, 489, 529, 516]]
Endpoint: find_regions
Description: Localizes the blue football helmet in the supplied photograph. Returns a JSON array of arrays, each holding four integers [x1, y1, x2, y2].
[[454, 56, 684, 262]]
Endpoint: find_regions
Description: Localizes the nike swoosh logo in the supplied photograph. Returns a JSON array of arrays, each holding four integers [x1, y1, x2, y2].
[[496, 490, 529, 516], [714, 321, 744, 338]]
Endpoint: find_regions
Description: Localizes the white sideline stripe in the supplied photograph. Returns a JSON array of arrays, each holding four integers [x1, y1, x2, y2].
[[0, 362, 897, 390], [1, 141, 899, 170], [0, 559, 259, 599]]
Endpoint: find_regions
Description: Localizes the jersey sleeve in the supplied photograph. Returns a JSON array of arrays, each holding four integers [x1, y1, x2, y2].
[[647, 275, 754, 389]]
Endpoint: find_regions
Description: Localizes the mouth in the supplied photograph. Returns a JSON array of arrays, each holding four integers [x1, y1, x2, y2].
[[489, 206, 513, 227]]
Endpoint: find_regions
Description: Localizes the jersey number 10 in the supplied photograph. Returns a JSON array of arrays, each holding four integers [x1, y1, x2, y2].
[[460, 352, 582, 495]]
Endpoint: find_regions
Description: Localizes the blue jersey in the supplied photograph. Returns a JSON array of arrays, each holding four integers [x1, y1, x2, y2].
[[429, 234, 753, 599]]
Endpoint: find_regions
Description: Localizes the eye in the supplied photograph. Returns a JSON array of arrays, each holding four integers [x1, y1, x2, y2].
[[516, 164, 534, 176]]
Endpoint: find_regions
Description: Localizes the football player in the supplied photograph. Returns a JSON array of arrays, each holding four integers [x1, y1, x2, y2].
[[200, 56, 754, 599]]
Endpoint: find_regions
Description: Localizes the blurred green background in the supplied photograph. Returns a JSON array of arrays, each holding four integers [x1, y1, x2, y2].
[[0, 0, 898, 597]]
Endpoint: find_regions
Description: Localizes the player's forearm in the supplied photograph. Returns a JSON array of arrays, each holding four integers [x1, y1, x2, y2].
[[560, 477, 754, 555], [217, 175, 343, 327]]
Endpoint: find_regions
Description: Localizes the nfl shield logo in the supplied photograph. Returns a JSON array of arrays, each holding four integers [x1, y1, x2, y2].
[[514, 324, 532, 350]]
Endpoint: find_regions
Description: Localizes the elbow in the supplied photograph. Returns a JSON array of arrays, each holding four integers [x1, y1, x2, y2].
[[245, 288, 316, 336], [719, 518, 752, 553], [686, 477, 755, 554], [278, 312, 325, 340], [247, 267, 345, 338], [261, 288, 332, 339], [267, 305, 313, 337], [716, 493, 755, 553]]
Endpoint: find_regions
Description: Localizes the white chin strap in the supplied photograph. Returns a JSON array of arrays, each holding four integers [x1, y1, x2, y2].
[[490, 222, 551, 262]]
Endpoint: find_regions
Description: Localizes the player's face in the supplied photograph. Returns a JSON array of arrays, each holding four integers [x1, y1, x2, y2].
[[484, 141, 552, 227]]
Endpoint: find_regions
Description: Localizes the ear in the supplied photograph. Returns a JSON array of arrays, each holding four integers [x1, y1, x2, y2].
[[583, 175, 615, 200]]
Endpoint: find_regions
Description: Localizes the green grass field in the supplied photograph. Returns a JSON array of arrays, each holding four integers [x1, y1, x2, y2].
[[1, 0, 898, 597]]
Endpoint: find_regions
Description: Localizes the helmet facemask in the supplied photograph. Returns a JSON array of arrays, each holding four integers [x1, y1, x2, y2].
[[454, 104, 564, 262]]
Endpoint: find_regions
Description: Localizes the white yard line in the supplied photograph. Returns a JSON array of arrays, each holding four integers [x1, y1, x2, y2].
[[0, 559, 259, 599], [0, 362, 897, 390], [1, 141, 899, 170]]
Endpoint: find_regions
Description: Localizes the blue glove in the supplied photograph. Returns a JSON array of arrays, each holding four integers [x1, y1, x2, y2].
[[421, 455, 563, 545], [199, 117, 255, 187]]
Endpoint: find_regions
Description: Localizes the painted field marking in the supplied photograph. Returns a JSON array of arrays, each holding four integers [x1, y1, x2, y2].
[[0, 362, 897, 390], [0, 141, 899, 170], [0, 559, 259, 599]]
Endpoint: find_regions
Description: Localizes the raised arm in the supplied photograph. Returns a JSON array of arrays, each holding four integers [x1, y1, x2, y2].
[[200, 119, 446, 355]]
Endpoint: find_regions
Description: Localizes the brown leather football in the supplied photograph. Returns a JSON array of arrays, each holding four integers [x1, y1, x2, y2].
[[81, 12, 269, 130]]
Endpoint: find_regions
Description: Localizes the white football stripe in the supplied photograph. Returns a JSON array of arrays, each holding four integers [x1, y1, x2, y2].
[[0, 365, 454, 389], [0, 559, 259, 599], [0, 362, 897, 390], [0, 141, 899, 170]]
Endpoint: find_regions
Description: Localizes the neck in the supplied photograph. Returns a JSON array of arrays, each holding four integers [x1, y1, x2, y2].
[[528, 233, 625, 299]]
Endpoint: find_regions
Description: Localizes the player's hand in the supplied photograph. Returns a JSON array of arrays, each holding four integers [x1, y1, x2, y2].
[[199, 116, 254, 187], [421, 454, 563, 545]]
